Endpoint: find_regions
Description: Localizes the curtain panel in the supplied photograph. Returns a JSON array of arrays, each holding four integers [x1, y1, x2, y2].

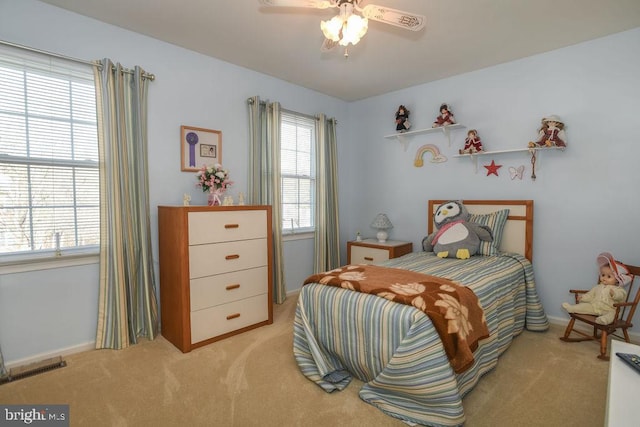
[[314, 115, 341, 272], [247, 96, 287, 304], [94, 59, 159, 349], [247, 98, 341, 300]]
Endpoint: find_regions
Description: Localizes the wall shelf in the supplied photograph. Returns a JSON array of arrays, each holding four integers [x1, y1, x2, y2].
[[453, 146, 565, 173], [384, 124, 466, 151]]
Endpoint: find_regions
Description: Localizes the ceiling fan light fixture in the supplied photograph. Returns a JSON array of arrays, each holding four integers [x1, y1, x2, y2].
[[262, 0, 426, 54], [321, 1, 369, 47], [339, 15, 367, 46], [321, 15, 343, 41]]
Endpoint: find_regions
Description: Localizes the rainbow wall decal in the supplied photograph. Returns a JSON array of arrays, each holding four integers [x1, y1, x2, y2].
[[414, 144, 447, 167]]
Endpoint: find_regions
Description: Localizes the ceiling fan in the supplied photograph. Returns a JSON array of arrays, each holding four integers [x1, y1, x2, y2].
[[258, 0, 425, 57]]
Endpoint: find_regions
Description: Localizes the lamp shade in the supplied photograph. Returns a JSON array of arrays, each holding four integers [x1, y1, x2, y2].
[[370, 213, 393, 243], [321, 15, 343, 42], [339, 15, 368, 46], [370, 213, 393, 230]]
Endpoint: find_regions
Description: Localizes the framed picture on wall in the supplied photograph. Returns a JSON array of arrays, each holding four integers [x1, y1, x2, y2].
[[180, 125, 222, 172]]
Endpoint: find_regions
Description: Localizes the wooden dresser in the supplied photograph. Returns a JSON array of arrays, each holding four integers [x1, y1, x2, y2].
[[158, 205, 273, 352]]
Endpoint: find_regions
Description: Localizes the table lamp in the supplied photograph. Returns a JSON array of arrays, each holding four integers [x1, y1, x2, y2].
[[370, 213, 393, 243]]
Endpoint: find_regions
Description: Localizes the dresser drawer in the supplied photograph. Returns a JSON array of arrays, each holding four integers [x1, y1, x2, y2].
[[190, 266, 267, 311], [189, 238, 267, 278], [190, 294, 268, 344], [188, 210, 267, 244], [350, 245, 390, 264]]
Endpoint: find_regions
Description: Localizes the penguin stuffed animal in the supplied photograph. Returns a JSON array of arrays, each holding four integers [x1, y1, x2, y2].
[[422, 200, 493, 259]]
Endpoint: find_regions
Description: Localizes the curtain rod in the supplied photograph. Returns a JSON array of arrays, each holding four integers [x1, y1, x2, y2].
[[247, 97, 337, 124], [0, 39, 155, 81], [283, 107, 318, 122]]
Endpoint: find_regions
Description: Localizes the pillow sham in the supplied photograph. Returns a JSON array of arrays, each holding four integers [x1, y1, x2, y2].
[[468, 209, 510, 256]]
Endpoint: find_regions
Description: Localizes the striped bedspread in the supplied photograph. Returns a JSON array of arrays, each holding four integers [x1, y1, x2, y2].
[[302, 264, 490, 374], [293, 252, 549, 427]]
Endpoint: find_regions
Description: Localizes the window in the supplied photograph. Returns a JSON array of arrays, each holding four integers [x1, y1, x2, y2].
[[0, 49, 99, 259], [280, 111, 315, 234]]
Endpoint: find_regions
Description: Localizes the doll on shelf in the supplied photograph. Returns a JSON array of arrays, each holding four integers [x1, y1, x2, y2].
[[395, 105, 411, 133], [528, 115, 567, 148], [562, 252, 632, 325], [432, 103, 456, 128], [459, 129, 484, 154]]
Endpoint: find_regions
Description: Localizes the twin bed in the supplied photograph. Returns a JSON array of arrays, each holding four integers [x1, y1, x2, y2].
[[293, 200, 549, 426]]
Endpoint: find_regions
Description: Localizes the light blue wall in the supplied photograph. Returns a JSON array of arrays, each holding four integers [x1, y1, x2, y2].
[[341, 27, 640, 332], [0, 265, 99, 358], [1, 0, 639, 365], [0, 0, 343, 365]]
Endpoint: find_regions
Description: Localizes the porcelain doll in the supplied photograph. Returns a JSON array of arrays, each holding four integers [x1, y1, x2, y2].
[[562, 252, 632, 325], [432, 103, 456, 127], [529, 115, 566, 148], [395, 105, 411, 132], [459, 129, 484, 154]]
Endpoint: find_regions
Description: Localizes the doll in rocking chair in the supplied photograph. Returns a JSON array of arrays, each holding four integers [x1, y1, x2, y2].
[[562, 252, 632, 325]]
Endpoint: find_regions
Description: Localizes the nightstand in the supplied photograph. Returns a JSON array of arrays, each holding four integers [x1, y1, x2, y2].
[[347, 239, 413, 264]]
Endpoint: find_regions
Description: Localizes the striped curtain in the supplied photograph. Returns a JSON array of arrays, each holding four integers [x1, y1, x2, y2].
[[314, 115, 341, 272], [247, 96, 287, 304], [93, 59, 159, 349]]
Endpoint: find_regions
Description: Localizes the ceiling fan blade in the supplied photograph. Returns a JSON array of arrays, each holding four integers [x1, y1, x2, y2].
[[321, 38, 338, 52], [259, 0, 335, 9], [361, 4, 425, 31]]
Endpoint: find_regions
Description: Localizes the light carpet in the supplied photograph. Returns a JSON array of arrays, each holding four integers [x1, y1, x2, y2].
[[0, 294, 611, 426]]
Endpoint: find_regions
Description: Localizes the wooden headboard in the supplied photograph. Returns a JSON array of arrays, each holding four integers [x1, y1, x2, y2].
[[428, 200, 534, 262]]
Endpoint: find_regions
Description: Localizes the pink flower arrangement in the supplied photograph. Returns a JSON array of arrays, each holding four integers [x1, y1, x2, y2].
[[196, 163, 233, 193]]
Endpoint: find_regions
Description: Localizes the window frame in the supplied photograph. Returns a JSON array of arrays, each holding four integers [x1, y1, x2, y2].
[[0, 47, 100, 268], [280, 110, 316, 236]]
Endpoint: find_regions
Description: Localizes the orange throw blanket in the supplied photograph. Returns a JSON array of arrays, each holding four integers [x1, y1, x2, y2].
[[304, 264, 490, 373]]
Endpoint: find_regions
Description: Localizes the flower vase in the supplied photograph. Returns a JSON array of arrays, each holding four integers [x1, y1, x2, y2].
[[207, 189, 224, 206]]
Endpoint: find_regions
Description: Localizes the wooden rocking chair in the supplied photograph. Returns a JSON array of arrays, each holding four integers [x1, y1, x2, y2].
[[560, 264, 640, 360]]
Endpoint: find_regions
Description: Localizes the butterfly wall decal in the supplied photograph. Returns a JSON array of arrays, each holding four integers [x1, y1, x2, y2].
[[509, 165, 525, 180]]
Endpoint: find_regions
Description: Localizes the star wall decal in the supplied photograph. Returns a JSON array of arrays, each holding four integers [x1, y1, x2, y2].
[[484, 160, 502, 176]]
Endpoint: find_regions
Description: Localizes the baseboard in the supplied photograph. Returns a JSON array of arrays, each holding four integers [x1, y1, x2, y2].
[[286, 289, 301, 298], [547, 314, 640, 343], [546, 314, 569, 327], [4, 341, 95, 370]]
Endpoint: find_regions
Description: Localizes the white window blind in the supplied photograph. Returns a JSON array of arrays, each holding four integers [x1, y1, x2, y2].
[[0, 49, 99, 257], [281, 112, 315, 234]]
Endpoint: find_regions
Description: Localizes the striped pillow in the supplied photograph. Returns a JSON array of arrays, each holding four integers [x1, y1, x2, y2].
[[468, 209, 510, 256]]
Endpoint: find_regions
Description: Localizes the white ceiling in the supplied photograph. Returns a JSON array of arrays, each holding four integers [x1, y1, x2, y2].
[[39, 0, 640, 101]]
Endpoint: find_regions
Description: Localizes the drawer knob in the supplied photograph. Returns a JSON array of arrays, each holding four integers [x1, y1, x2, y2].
[[225, 254, 240, 260], [226, 284, 240, 290], [364, 256, 374, 261], [226, 313, 241, 320], [224, 224, 239, 229]]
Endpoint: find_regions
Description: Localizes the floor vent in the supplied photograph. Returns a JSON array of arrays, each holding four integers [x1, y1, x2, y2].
[[0, 356, 67, 385]]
